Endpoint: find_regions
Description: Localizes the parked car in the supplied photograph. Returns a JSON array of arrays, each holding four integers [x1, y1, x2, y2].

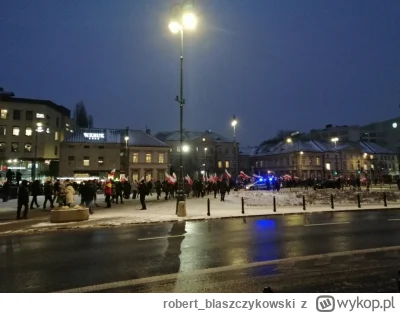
[[314, 180, 340, 189], [245, 181, 269, 190]]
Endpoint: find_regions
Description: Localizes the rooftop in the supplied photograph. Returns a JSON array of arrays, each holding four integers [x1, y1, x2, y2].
[[63, 128, 169, 147], [0, 94, 71, 117], [155, 130, 233, 143]]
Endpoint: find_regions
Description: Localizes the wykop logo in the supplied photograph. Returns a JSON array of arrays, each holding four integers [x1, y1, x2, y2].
[[316, 296, 335, 312]]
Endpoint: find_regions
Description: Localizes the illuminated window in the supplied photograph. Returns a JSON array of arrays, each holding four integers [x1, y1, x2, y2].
[[36, 113, 45, 119], [55, 131, 59, 140], [12, 127, 20, 136], [98, 156, 104, 165], [83, 156, 90, 167], [0, 126, 6, 135], [132, 153, 139, 163], [145, 172, 152, 182], [24, 144, 32, 153], [325, 163, 331, 170], [225, 161, 230, 168], [132, 172, 139, 182], [177, 146, 181, 152], [158, 153, 164, 164], [25, 127, 32, 136], [218, 161, 222, 168], [0, 110, 8, 119], [145, 153, 152, 163], [316, 157, 320, 165], [11, 142, 19, 152]]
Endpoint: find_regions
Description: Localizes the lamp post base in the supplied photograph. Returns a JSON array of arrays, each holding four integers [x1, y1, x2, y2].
[[175, 190, 186, 215]]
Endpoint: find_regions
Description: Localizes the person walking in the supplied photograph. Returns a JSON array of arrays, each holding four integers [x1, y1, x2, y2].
[[17, 180, 29, 220], [138, 179, 148, 210]]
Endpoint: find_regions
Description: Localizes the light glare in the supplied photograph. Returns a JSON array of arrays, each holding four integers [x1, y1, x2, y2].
[[169, 22, 181, 33], [182, 13, 197, 29]]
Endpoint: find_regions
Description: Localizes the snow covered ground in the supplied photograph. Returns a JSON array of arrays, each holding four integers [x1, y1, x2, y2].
[[0, 189, 399, 235]]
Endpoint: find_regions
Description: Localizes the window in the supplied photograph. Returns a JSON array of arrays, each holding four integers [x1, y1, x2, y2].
[[0, 125, 6, 135], [11, 142, 19, 152], [25, 127, 32, 136], [56, 117, 60, 127], [68, 145, 74, 148], [36, 113, 45, 119], [218, 161, 222, 168], [24, 144, 32, 152], [68, 156, 75, 161], [316, 157, 320, 165], [145, 172, 152, 182], [325, 163, 331, 170], [98, 156, 104, 165], [83, 156, 90, 166], [0, 109, 8, 119], [0, 142, 6, 151], [177, 146, 180, 152], [26, 111, 33, 121], [55, 131, 59, 140], [54, 146, 58, 156], [132, 153, 139, 163], [158, 153, 164, 164], [225, 161, 230, 168], [13, 110, 21, 120], [12, 126, 20, 136], [145, 153, 152, 163], [132, 172, 139, 182]]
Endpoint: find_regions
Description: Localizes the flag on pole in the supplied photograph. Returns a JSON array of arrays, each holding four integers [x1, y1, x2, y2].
[[185, 174, 193, 185], [225, 169, 231, 179], [240, 171, 251, 179]]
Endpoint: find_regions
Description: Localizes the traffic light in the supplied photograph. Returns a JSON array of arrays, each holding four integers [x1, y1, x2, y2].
[[333, 170, 338, 176], [357, 169, 361, 174]]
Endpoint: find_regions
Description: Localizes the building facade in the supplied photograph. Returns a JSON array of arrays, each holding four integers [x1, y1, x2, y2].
[[0, 90, 72, 180], [155, 130, 238, 179], [249, 139, 398, 180], [59, 128, 169, 181]]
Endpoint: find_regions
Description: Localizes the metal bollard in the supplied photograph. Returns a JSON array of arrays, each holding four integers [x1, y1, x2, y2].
[[207, 198, 210, 216], [302, 195, 306, 210], [383, 192, 387, 207], [357, 194, 361, 208], [331, 194, 334, 209], [273, 196, 276, 212], [241, 197, 245, 214]]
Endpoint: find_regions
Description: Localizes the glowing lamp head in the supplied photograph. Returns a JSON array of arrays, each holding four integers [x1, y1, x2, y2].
[[393, 122, 398, 129], [231, 119, 237, 127], [168, 21, 181, 33], [182, 12, 197, 29], [286, 138, 292, 143], [182, 144, 189, 152], [124, 136, 129, 141]]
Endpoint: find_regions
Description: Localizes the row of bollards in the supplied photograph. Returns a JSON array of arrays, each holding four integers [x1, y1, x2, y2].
[[206, 192, 390, 216]]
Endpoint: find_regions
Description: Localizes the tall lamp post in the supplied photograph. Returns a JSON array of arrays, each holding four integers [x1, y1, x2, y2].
[[124, 136, 129, 181], [331, 137, 339, 177], [168, 0, 197, 205], [231, 115, 238, 181], [32, 122, 44, 180]]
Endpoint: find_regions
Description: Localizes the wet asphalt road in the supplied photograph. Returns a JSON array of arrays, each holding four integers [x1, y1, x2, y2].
[[1, 209, 400, 292]]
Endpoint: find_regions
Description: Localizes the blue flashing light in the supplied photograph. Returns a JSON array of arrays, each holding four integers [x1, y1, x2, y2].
[[259, 178, 263, 182], [256, 219, 276, 229], [269, 178, 273, 181]]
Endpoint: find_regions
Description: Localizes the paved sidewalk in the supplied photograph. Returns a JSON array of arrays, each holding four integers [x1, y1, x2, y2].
[[1, 192, 400, 235]]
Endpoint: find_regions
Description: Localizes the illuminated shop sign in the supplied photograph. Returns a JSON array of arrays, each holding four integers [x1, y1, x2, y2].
[[83, 133, 105, 140]]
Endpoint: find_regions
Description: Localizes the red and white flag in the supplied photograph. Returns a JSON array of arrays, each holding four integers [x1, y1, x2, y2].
[[225, 169, 231, 179], [185, 174, 193, 185], [110, 168, 116, 175], [172, 172, 177, 180], [240, 171, 251, 179], [208, 174, 214, 182], [253, 173, 262, 179], [165, 173, 176, 184]]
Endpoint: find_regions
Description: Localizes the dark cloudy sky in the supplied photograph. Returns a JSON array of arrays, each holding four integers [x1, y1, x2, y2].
[[1, 0, 399, 145]]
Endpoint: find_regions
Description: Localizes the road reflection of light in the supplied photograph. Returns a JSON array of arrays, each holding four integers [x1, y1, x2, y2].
[[284, 239, 306, 258], [282, 215, 304, 227], [330, 235, 351, 251]]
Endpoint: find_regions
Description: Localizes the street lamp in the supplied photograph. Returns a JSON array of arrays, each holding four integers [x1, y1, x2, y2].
[[231, 114, 238, 181], [331, 137, 339, 148], [32, 122, 44, 180], [124, 136, 129, 181], [169, 0, 197, 207], [204, 147, 208, 175]]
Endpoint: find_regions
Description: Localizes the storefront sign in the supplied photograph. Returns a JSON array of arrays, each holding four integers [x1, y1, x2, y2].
[[83, 133, 105, 140]]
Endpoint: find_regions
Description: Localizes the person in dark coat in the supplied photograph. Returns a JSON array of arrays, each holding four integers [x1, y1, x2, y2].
[[2, 180, 10, 202], [155, 180, 162, 200], [43, 181, 54, 210], [138, 180, 148, 210], [17, 180, 29, 219], [30, 180, 41, 209], [81, 181, 96, 214], [219, 179, 227, 202], [115, 180, 124, 204]]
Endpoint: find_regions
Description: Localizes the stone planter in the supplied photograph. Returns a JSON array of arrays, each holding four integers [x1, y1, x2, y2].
[[50, 208, 90, 223]]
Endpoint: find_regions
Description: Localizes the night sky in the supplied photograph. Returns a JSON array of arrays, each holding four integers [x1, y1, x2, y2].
[[1, 0, 399, 146]]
